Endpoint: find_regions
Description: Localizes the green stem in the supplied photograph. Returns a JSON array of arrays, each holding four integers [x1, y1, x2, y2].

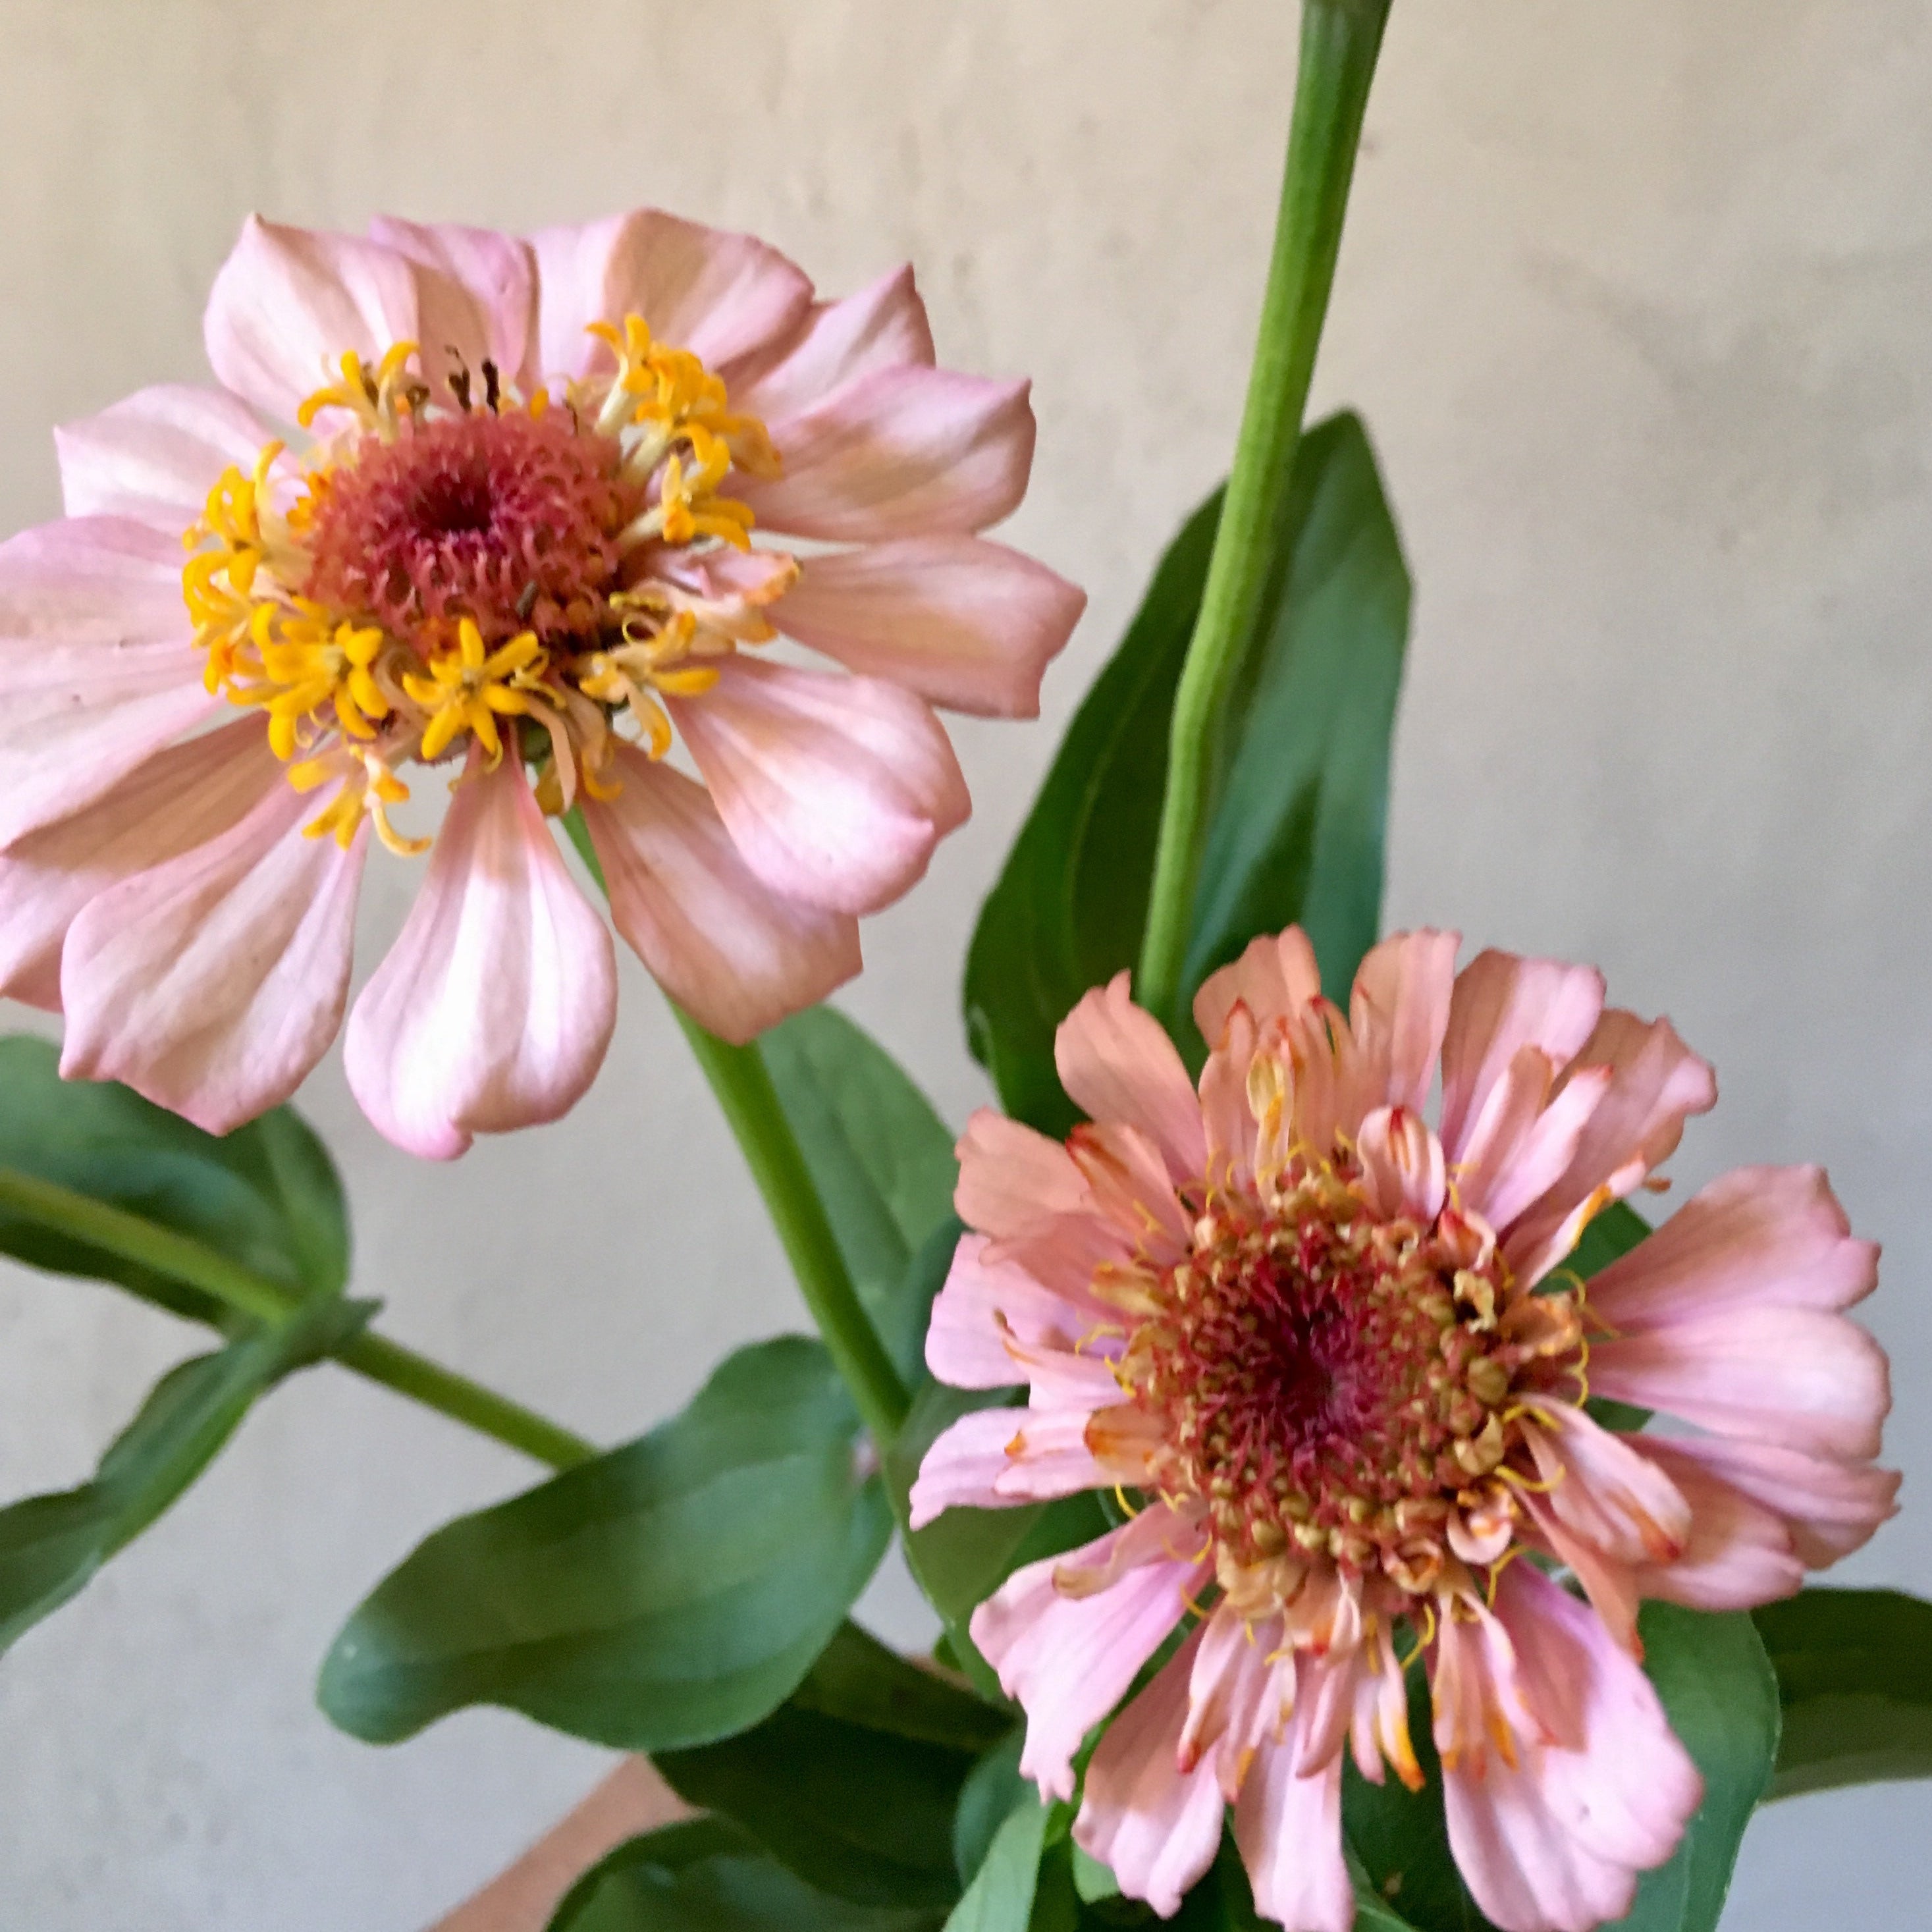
[[0, 1167, 596, 1473], [674, 1014, 911, 1447], [1136, 0, 1391, 1021], [558, 805, 909, 1447]]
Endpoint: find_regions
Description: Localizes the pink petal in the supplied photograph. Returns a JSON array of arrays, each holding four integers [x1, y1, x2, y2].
[[1197, 1002, 1259, 1189], [1589, 1306, 1889, 1461], [367, 217, 538, 390], [1052, 1499, 1208, 1599], [1356, 1104, 1447, 1223], [1233, 1715, 1353, 1932], [1347, 928, 1461, 1116], [907, 1405, 1108, 1527], [1502, 1011, 1717, 1279], [59, 775, 365, 1135], [925, 1233, 1112, 1388], [204, 216, 423, 421], [529, 209, 813, 385], [954, 1108, 1093, 1235], [1522, 1407, 1692, 1567], [1624, 1436, 1804, 1611], [343, 755, 617, 1159], [1077, 1630, 1229, 1919], [1443, 1563, 1702, 1932], [772, 535, 1083, 717], [734, 265, 936, 425], [0, 721, 279, 1009], [738, 366, 1034, 542], [580, 743, 858, 1044], [1179, 1604, 1283, 1790], [0, 518, 218, 849], [1588, 1164, 1878, 1331], [1642, 1433, 1900, 1569], [1191, 926, 1323, 1049], [671, 658, 968, 916], [1068, 1121, 1191, 1256], [1464, 1061, 1611, 1235], [1055, 973, 1208, 1183], [971, 1528, 1205, 1802], [1439, 952, 1606, 1165], [55, 384, 277, 530]]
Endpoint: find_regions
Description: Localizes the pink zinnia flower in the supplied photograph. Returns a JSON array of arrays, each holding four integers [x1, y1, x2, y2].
[[913, 928, 1896, 1932], [0, 212, 1082, 1156]]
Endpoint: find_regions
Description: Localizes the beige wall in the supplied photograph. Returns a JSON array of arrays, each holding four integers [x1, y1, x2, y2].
[[0, 0, 1928, 1923]]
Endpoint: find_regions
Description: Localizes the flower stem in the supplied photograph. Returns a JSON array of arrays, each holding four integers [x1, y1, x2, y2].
[[1135, 0, 1392, 1023], [556, 805, 911, 1446], [0, 1166, 596, 1472], [672, 1014, 912, 1447]]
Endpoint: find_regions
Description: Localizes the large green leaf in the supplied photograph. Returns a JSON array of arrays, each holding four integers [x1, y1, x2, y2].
[[318, 1337, 892, 1751], [1617, 1605, 1779, 1932], [1755, 1588, 1932, 1799], [944, 1794, 1052, 1932], [0, 1294, 370, 1654], [1179, 412, 1409, 1018], [963, 488, 1223, 1137], [1347, 1603, 1777, 1932], [0, 1035, 348, 1324], [762, 1007, 959, 1382], [656, 1623, 1009, 1908], [547, 1817, 940, 1932]]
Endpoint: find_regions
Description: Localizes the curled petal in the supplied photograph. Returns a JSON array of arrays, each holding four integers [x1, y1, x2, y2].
[[671, 658, 968, 917], [1056, 973, 1208, 1184], [530, 209, 812, 385], [55, 384, 277, 529], [734, 265, 936, 424], [344, 754, 616, 1158], [954, 1108, 1095, 1236], [1231, 1690, 1353, 1932], [1197, 1000, 1260, 1189], [1439, 951, 1606, 1164], [1623, 1436, 1804, 1611], [924, 1233, 1114, 1388], [774, 535, 1083, 717], [906, 1404, 1110, 1527], [59, 775, 365, 1134], [1523, 1405, 1692, 1569], [1356, 1104, 1447, 1223], [1192, 926, 1323, 1048], [204, 216, 423, 421], [738, 366, 1035, 542], [581, 744, 858, 1044], [971, 1528, 1206, 1802], [1348, 927, 1461, 1117], [1077, 1628, 1229, 1919]]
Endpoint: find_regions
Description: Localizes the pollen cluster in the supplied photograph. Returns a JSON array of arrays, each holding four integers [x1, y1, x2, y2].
[[178, 320, 786, 853], [1117, 1157, 1585, 1602]]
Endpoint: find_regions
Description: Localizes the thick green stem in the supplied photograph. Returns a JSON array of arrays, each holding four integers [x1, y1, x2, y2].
[[674, 1015, 911, 1447], [0, 1167, 596, 1473], [1136, 0, 1391, 1021]]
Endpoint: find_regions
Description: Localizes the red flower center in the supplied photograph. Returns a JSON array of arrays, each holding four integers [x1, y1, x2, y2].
[[301, 410, 644, 655], [1123, 1166, 1536, 1592]]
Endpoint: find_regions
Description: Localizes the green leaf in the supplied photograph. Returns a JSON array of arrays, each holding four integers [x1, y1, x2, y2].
[[883, 1378, 1112, 1700], [944, 1793, 1052, 1932], [0, 1294, 370, 1654], [547, 1817, 940, 1932], [656, 1623, 1009, 1908], [762, 1007, 959, 1381], [318, 1337, 892, 1751], [0, 1035, 348, 1324], [1180, 412, 1410, 1017], [963, 487, 1223, 1137], [1347, 1602, 1779, 1932], [1754, 1588, 1932, 1799], [1617, 1603, 1780, 1932], [955, 1732, 1029, 1888]]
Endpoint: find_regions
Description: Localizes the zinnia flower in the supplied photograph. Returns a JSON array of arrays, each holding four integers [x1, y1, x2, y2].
[[911, 928, 1896, 1932], [0, 212, 1082, 1156]]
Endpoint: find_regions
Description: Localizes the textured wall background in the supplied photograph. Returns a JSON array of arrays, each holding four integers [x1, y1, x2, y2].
[[0, 0, 1928, 1924]]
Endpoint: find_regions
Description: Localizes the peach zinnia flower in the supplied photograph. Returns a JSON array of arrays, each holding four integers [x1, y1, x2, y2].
[[912, 929, 1895, 1932], [0, 212, 1081, 1156]]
